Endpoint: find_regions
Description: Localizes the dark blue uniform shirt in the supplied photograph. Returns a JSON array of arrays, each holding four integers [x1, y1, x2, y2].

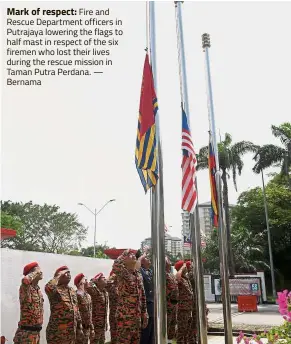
[[140, 267, 154, 317]]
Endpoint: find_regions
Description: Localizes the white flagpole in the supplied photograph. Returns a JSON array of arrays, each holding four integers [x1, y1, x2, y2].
[[175, 2, 208, 343], [148, 2, 167, 343], [202, 33, 233, 344]]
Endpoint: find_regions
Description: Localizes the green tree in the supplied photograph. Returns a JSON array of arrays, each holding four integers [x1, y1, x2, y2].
[[80, 243, 110, 259], [231, 227, 269, 273], [197, 133, 257, 275], [203, 227, 269, 274], [202, 231, 220, 274], [176, 252, 183, 261], [1, 201, 87, 254], [231, 175, 291, 289], [68, 249, 82, 256], [1, 211, 22, 234], [165, 251, 184, 264], [253, 122, 291, 188], [165, 251, 176, 264]]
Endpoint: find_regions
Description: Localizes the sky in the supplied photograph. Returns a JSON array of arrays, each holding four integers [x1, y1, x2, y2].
[[1, 1, 291, 250]]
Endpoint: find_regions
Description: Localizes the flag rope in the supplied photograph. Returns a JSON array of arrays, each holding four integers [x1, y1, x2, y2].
[[145, 1, 150, 52], [174, 3, 184, 107]]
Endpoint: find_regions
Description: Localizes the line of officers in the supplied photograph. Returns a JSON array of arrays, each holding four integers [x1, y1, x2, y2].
[[13, 249, 209, 344]]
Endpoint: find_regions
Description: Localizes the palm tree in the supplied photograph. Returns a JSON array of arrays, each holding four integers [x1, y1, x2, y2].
[[197, 133, 257, 275], [203, 229, 269, 273], [253, 122, 291, 188], [231, 227, 269, 273]]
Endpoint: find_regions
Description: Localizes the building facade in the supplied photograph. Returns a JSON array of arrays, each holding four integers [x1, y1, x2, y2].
[[141, 201, 235, 257], [182, 201, 235, 239], [198, 202, 213, 235], [141, 233, 182, 257]]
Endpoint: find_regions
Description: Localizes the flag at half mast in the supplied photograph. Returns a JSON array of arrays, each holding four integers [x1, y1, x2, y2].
[[208, 132, 219, 228], [135, 53, 159, 193], [181, 106, 197, 213]]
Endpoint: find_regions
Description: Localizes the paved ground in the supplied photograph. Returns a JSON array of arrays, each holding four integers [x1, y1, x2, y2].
[[208, 336, 268, 343], [105, 303, 282, 343], [208, 337, 238, 343], [208, 303, 283, 327]]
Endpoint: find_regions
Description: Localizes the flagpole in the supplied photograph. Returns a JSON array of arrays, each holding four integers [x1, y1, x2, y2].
[[261, 169, 276, 299], [149, 2, 167, 343], [175, 2, 208, 344], [202, 33, 233, 344]]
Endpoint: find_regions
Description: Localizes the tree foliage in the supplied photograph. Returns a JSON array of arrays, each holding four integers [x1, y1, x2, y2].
[[203, 173, 291, 285], [202, 231, 220, 274], [68, 244, 111, 259], [1, 201, 87, 254], [203, 228, 269, 274], [165, 250, 183, 264], [197, 133, 257, 274], [1, 211, 23, 234], [231, 174, 291, 288], [203, 226, 271, 275], [232, 177, 291, 235], [231, 228, 269, 273], [253, 122, 291, 187]]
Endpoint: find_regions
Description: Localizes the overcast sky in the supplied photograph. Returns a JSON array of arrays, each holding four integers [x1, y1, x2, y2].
[[2, 1, 291, 250]]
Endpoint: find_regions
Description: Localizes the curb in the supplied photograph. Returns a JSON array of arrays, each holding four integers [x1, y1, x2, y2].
[[209, 329, 254, 337]]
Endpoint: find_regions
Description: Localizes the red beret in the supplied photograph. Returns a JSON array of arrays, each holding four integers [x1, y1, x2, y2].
[[74, 273, 85, 286], [94, 273, 104, 280], [174, 260, 184, 271], [186, 261, 191, 268], [23, 262, 38, 276], [55, 265, 69, 275]]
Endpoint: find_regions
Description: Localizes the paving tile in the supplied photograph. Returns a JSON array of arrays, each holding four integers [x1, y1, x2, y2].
[[207, 336, 268, 343], [208, 336, 237, 343]]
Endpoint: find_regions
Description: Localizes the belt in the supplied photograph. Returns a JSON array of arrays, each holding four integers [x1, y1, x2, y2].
[[20, 325, 42, 332]]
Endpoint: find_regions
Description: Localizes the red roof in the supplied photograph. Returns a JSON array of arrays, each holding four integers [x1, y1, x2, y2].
[[1, 228, 17, 240], [104, 249, 137, 260]]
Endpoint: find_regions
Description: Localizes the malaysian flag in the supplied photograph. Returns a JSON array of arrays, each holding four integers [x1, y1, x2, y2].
[[135, 53, 159, 193], [181, 106, 197, 213], [183, 235, 192, 248]]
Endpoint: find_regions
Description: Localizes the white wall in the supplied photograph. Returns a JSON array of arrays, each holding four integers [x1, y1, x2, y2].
[[204, 275, 215, 302], [0, 248, 113, 343]]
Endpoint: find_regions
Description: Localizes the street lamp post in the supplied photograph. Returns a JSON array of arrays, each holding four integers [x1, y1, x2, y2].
[[78, 199, 116, 257]]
